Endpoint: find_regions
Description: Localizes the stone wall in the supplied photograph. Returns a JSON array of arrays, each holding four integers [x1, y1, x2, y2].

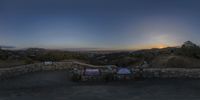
[[1, 61, 200, 79], [0, 61, 101, 80], [143, 68, 200, 78]]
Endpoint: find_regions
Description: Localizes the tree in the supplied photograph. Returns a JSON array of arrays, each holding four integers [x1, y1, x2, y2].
[[180, 41, 200, 58]]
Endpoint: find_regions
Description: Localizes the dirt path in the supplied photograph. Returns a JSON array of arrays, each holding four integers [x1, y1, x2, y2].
[[1, 70, 200, 100]]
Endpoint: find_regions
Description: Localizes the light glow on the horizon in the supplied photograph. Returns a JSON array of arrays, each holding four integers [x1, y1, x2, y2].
[[0, 0, 200, 50]]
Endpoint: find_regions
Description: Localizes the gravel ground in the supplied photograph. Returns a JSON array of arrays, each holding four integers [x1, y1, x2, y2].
[[0, 70, 200, 100]]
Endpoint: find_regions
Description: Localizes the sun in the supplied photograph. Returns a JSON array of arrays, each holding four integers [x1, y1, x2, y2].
[[158, 46, 165, 49], [159, 47, 164, 49], [157, 44, 167, 49]]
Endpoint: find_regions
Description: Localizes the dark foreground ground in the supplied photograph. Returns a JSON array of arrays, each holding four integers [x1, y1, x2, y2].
[[0, 71, 200, 100]]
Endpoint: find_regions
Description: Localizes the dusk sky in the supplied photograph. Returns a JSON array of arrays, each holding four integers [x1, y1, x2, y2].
[[1, 0, 200, 50]]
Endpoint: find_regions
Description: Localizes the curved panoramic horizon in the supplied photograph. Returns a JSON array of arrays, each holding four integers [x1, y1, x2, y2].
[[1, 0, 200, 50]]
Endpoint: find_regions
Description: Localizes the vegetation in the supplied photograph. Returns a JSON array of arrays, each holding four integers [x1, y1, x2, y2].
[[0, 41, 200, 68], [177, 41, 200, 59], [0, 48, 89, 68]]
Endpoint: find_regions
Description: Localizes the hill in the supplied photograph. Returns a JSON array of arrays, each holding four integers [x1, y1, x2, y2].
[[0, 41, 200, 68], [150, 55, 200, 68]]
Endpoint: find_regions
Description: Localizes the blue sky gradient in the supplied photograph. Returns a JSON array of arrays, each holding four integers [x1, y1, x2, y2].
[[1, 0, 200, 49]]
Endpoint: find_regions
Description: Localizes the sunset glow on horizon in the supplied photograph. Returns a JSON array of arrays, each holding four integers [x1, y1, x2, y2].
[[1, 0, 200, 50]]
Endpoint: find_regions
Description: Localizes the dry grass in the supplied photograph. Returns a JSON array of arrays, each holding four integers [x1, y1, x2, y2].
[[0, 60, 27, 68], [151, 55, 200, 68]]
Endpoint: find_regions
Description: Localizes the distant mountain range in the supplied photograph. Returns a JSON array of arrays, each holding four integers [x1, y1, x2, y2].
[[0, 45, 15, 49]]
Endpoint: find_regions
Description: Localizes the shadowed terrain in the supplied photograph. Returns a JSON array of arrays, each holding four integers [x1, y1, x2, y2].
[[1, 70, 200, 100]]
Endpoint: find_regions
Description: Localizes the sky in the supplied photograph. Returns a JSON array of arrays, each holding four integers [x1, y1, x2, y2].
[[1, 0, 200, 50]]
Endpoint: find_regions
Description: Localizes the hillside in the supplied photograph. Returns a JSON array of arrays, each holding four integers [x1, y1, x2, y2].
[[0, 41, 200, 68], [150, 55, 200, 68]]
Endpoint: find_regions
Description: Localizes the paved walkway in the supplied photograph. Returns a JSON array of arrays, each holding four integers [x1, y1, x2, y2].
[[0, 71, 200, 100]]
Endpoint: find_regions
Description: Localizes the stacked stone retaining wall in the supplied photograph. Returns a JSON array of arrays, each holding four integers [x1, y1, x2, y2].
[[0, 61, 94, 79], [1, 61, 200, 79], [143, 68, 200, 78]]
